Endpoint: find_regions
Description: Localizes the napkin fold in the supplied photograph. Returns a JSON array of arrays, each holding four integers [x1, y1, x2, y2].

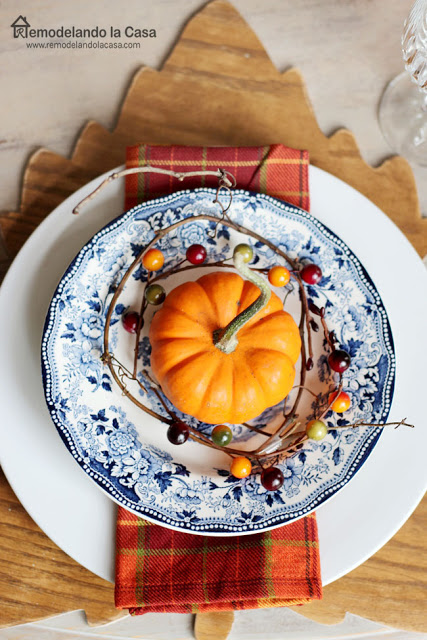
[[115, 143, 321, 615], [116, 511, 321, 613], [124, 144, 309, 212]]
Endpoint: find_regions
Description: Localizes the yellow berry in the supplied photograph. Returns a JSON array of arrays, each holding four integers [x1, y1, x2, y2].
[[268, 265, 291, 287], [230, 456, 252, 478], [142, 248, 164, 271]]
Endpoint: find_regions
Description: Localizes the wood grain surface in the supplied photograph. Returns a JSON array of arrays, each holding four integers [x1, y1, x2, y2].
[[194, 611, 235, 640], [0, 470, 126, 627], [0, 0, 425, 634]]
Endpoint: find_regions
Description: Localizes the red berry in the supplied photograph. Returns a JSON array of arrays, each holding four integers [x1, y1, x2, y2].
[[186, 244, 207, 265], [301, 264, 322, 284], [122, 311, 140, 333], [328, 349, 351, 373], [261, 467, 284, 491], [167, 421, 190, 445]]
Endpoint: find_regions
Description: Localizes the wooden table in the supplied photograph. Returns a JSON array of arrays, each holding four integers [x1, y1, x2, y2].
[[0, 1, 426, 636]]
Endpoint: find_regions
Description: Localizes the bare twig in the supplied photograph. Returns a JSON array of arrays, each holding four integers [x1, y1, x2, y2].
[[92, 168, 409, 469], [329, 418, 414, 430], [73, 167, 234, 215]]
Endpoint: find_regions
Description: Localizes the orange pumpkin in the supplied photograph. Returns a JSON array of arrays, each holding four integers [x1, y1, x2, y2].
[[149, 271, 301, 424]]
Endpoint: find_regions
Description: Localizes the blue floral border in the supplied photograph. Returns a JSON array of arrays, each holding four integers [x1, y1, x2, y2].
[[41, 189, 395, 533]]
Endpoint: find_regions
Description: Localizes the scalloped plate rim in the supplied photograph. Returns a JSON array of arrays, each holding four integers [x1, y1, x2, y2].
[[40, 187, 395, 535]]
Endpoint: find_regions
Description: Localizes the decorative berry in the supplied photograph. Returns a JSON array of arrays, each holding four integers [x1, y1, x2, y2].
[[212, 424, 233, 447], [328, 349, 351, 373], [142, 248, 164, 271], [328, 390, 351, 413], [122, 311, 140, 333], [268, 265, 291, 287], [186, 244, 207, 265], [301, 263, 322, 285], [306, 419, 328, 440], [167, 421, 190, 445], [145, 284, 166, 305], [261, 466, 284, 491], [233, 243, 253, 263], [230, 456, 252, 478]]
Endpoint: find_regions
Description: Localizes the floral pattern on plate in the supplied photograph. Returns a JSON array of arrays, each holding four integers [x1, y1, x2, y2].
[[41, 189, 395, 534]]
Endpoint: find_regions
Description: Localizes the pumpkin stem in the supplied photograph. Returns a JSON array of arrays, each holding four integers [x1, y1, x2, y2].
[[213, 253, 271, 354]]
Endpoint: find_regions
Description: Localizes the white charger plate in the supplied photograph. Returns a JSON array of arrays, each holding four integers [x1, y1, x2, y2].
[[0, 165, 426, 584]]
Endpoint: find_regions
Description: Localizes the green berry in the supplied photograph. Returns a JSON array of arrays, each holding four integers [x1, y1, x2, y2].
[[145, 283, 166, 305], [211, 424, 233, 447], [306, 419, 328, 440], [233, 243, 253, 263]]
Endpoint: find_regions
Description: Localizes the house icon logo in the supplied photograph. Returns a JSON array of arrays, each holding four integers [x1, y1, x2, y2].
[[11, 15, 30, 38]]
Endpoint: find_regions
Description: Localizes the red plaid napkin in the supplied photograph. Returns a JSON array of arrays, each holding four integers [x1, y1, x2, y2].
[[116, 512, 321, 613], [124, 144, 309, 211], [115, 144, 321, 615]]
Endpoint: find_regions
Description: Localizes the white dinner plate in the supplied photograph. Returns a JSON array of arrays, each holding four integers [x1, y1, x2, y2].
[[0, 165, 426, 584]]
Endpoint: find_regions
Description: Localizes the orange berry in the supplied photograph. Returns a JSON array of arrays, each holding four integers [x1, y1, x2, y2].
[[268, 265, 291, 287], [142, 248, 164, 271], [328, 390, 351, 413], [230, 456, 252, 479]]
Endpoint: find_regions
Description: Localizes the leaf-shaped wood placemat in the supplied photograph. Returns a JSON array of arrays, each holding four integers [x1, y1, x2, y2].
[[0, 1, 425, 635]]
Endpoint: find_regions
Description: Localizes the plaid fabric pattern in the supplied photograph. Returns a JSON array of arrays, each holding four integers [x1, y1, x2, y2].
[[124, 144, 309, 212], [115, 143, 321, 615], [115, 512, 321, 613]]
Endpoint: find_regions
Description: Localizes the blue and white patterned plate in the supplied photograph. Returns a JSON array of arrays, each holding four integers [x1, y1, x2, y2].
[[41, 189, 395, 534]]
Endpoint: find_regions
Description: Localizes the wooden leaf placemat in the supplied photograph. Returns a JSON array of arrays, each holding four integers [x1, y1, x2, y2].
[[0, 0, 426, 634]]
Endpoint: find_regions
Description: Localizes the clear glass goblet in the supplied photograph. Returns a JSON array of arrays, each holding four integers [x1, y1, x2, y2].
[[379, 0, 427, 165]]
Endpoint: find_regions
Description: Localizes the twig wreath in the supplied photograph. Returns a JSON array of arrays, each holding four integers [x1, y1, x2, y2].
[[74, 167, 412, 492]]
